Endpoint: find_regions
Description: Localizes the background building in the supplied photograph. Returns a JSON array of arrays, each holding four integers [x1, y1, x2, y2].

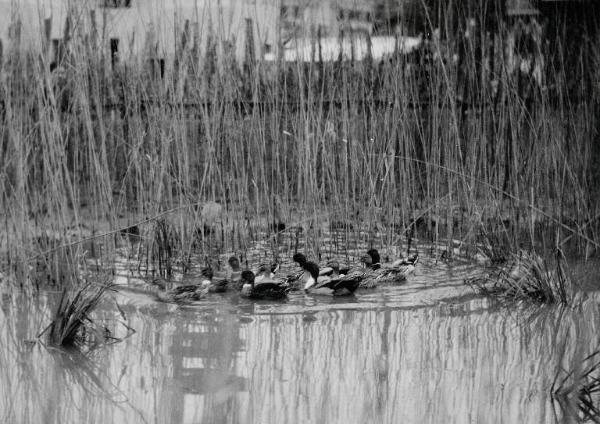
[[0, 0, 279, 69], [0, 0, 595, 69]]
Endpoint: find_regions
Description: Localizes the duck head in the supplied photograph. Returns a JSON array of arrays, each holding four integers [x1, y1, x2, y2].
[[362, 249, 381, 270], [241, 270, 255, 295], [326, 261, 340, 273], [255, 264, 270, 281], [241, 270, 255, 284], [360, 254, 371, 266], [228, 256, 241, 272], [201, 267, 213, 288], [293, 253, 307, 267], [303, 261, 320, 290]]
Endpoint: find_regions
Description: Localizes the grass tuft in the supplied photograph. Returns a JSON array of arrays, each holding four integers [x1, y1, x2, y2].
[[465, 250, 572, 304], [43, 281, 115, 349]]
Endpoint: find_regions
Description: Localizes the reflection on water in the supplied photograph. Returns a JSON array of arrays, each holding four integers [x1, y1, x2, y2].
[[1, 262, 600, 423], [168, 314, 247, 423]]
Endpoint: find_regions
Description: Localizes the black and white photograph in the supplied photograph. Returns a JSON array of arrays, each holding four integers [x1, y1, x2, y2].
[[0, 0, 599, 423]]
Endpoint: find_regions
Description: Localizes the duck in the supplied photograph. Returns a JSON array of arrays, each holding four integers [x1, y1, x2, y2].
[[156, 268, 214, 303], [318, 260, 351, 277], [203, 267, 229, 293], [316, 257, 380, 289], [292, 253, 359, 292], [360, 249, 418, 284], [225, 256, 244, 290], [389, 251, 419, 271], [293, 253, 349, 277], [278, 253, 310, 290], [254, 262, 280, 283], [240, 270, 289, 300], [301, 259, 360, 296], [157, 284, 208, 303]]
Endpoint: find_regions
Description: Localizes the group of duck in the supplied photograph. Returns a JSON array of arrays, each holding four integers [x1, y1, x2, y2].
[[157, 249, 419, 303]]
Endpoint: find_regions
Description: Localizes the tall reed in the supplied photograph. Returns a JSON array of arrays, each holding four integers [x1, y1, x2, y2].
[[0, 2, 598, 284]]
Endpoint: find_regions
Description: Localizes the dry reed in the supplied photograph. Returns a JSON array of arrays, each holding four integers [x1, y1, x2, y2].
[[0, 2, 598, 284]]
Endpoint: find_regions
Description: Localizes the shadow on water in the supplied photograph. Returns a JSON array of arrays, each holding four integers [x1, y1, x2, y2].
[[1, 257, 600, 423]]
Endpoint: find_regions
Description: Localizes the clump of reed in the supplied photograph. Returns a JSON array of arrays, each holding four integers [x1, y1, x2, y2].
[[42, 281, 115, 349], [553, 350, 600, 423], [465, 250, 572, 304]]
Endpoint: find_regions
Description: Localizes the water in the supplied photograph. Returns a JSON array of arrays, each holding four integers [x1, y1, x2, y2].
[[1, 255, 600, 424]]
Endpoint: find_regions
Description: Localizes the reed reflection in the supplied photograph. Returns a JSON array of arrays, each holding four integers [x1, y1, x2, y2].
[[2, 288, 600, 423], [167, 310, 247, 423], [229, 298, 600, 424]]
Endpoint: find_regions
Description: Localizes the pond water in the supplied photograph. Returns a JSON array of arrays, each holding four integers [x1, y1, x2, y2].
[[1, 253, 600, 424]]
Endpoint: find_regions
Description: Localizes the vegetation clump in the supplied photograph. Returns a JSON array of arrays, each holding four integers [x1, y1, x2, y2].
[[465, 250, 572, 304], [43, 281, 116, 350]]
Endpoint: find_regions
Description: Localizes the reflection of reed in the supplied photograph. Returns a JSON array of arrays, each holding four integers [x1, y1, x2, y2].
[[167, 312, 247, 423], [2, 292, 600, 423], [238, 300, 600, 423]]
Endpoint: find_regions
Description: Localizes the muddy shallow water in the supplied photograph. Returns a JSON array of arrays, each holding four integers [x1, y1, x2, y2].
[[1, 256, 600, 424]]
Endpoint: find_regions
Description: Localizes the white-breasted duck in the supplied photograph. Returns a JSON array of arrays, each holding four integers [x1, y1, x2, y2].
[[225, 256, 244, 290], [301, 260, 360, 296], [255, 262, 280, 283], [205, 267, 229, 293], [360, 249, 418, 284], [240, 270, 290, 300]]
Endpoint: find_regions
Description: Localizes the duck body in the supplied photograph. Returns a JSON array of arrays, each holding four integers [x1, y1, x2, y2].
[[302, 261, 358, 296], [217, 256, 247, 291], [283, 259, 345, 290], [389, 253, 419, 274], [282, 269, 305, 291], [208, 278, 229, 293], [254, 262, 280, 284], [313, 275, 361, 296], [318, 261, 351, 278], [240, 271, 289, 300], [360, 249, 418, 286], [197, 268, 231, 293], [157, 282, 209, 303], [281, 253, 310, 290], [156, 266, 229, 303]]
